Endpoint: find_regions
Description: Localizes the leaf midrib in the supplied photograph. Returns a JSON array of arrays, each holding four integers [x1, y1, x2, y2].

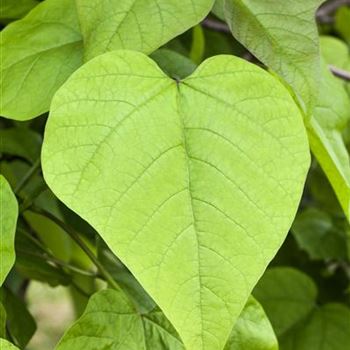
[[175, 82, 204, 349]]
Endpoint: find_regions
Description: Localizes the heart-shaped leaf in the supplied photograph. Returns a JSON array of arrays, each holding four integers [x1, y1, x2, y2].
[[0, 176, 18, 286], [42, 50, 310, 349], [223, 0, 323, 115], [76, 0, 214, 61]]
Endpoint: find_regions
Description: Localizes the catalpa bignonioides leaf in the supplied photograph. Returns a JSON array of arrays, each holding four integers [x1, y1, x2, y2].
[[0, 0, 83, 121], [0, 0, 214, 120], [42, 50, 310, 350], [223, 0, 323, 115], [75, 0, 215, 61], [307, 60, 350, 221]]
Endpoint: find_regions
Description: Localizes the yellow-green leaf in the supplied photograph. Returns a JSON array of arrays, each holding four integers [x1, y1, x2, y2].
[[307, 60, 350, 221], [42, 50, 310, 350], [0, 0, 83, 120], [223, 0, 323, 115], [75, 0, 215, 61], [0, 339, 20, 350]]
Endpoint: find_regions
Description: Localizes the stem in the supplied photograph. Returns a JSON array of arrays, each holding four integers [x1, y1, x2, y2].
[[329, 65, 350, 81], [17, 226, 52, 254], [70, 280, 92, 298], [17, 227, 98, 277], [19, 183, 47, 214], [48, 256, 98, 277], [27, 206, 121, 290], [17, 248, 97, 278], [201, 18, 230, 33], [317, 0, 350, 23], [14, 158, 41, 195]]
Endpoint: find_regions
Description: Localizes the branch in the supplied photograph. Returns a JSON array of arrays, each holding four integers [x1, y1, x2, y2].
[[201, 18, 230, 33], [329, 65, 350, 81], [14, 158, 41, 194], [28, 206, 122, 291], [317, 0, 350, 23]]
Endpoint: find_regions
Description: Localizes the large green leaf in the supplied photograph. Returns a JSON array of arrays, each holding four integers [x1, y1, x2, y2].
[[42, 50, 309, 349], [56, 289, 277, 350], [0, 0, 83, 120], [223, 0, 322, 115], [254, 267, 350, 350], [0, 339, 20, 350], [99, 242, 278, 348], [0, 176, 18, 286], [75, 0, 214, 61], [307, 60, 350, 221]]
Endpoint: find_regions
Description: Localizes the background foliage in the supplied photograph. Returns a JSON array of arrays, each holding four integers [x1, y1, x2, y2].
[[1, 0, 350, 349]]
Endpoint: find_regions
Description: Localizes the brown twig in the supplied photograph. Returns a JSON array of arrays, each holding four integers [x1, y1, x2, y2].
[[316, 0, 350, 23], [201, 18, 230, 33], [329, 65, 350, 81]]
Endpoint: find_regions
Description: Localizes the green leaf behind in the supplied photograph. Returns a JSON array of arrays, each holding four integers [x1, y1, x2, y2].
[[307, 60, 350, 221], [254, 267, 350, 350], [223, 0, 322, 115], [56, 289, 277, 350], [0, 288, 36, 348], [75, 0, 215, 61], [0, 0, 83, 120], [55, 289, 183, 350]]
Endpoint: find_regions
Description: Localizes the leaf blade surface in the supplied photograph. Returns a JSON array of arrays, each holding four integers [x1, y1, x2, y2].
[[42, 50, 310, 350]]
